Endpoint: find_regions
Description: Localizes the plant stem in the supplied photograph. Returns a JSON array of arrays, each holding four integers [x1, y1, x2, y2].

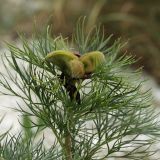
[[64, 108, 74, 160], [65, 132, 72, 160], [60, 74, 81, 104]]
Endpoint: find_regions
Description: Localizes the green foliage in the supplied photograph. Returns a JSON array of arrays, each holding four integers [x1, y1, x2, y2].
[[0, 19, 160, 159], [0, 134, 60, 160]]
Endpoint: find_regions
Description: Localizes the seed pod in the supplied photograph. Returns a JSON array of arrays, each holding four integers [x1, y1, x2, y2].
[[69, 59, 85, 78], [45, 50, 85, 78], [80, 51, 105, 74]]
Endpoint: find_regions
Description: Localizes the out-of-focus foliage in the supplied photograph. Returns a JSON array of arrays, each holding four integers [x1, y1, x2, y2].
[[0, 0, 160, 83]]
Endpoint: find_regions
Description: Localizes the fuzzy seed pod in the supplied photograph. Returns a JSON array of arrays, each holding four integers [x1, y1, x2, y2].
[[80, 51, 105, 74], [45, 50, 85, 78], [69, 59, 85, 78]]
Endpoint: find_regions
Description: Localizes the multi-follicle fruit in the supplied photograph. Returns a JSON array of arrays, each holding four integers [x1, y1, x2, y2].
[[45, 50, 105, 104], [45, 50, 105, 78]]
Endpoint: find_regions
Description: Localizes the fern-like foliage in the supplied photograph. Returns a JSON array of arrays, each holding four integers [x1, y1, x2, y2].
[[0, 18, 160, 159]]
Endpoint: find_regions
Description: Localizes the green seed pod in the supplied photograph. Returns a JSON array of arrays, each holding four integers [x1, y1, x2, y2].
[[69, 59, 85, 78], [80, 51, 105, 74], [45, 50, 85, 78]]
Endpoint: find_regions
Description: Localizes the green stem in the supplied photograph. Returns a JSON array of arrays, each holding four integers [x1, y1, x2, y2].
[[51, 123, 73, 160], [65, 132, 72, 160], [64, 107, 74, 160]]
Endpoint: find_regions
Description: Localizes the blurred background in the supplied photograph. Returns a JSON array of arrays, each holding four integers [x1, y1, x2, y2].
[[0, 0, 160, 84]]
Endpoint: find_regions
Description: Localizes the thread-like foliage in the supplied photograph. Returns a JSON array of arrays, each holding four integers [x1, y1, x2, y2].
[[0, 18, 160, 159]]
